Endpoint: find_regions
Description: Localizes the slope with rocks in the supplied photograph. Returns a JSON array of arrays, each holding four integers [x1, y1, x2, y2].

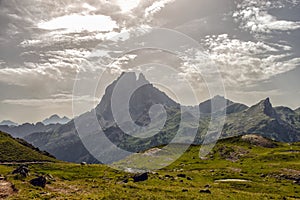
[[24, 121, 99, 163], [275, 106, 300, 131], [223, 98, 300, 142]]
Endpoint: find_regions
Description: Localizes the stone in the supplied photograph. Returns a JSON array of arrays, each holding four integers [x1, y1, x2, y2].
[[177, 174, 186, 178], [12, 165, 29, 177], [133, 173, 148, 182], [30, 176, 47, 188], [200, 189, 211, 194]]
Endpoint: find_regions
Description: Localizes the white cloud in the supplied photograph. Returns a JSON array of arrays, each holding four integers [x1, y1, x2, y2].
[[115, 0, 141, 12], [2, 95, 98, 107], [233, 0, 300, 35], [0, 48, 90, 86], [201, 34, 300, 86], [145, 0, 175, 18]]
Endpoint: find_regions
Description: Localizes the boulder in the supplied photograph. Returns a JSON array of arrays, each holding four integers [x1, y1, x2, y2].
[[177, 174, 186, 178], [30, 176, 47, 188], [200, 189, 211, 194], [12, 165, 29, 177], [133, 173, 148, 182]]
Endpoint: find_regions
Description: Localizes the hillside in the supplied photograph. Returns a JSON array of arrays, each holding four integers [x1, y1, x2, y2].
[[0, 135, 299, 199], [0, 131, 55, 162]]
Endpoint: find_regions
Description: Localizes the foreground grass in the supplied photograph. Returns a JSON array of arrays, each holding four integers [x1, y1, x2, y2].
[[1, 138, 299, 199]]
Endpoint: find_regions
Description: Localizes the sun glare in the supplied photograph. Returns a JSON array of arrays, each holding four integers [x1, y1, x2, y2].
[[115, 0, 141, 12], [38, 14, 118, 33]]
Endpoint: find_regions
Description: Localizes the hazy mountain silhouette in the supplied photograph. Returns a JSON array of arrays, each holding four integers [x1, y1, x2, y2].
[[42, 115, 70, 125]]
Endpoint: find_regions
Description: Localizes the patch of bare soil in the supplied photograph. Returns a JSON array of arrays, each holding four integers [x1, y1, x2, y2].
[[0, 178, 17, 199], [46, 182, 81, 195]]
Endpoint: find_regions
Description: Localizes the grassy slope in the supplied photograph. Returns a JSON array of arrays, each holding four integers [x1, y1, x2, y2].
[[0, 131, 56, 162], [0, 137, 299, 199]]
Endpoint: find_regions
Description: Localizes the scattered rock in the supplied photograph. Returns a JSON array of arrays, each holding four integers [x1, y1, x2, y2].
[[273, 168, 300, 184], [30, 176, 47, 188], [81, 162, 87, 166], [12, 165, 29, 177], [133, 173, 148, 182], [187, 177, 193, 181], [45, 174, 54, 181], [177, 174, 186, 178], [241, 134, 277, 148], [204, 184, 211, 188], [200, 189, 211, 194], [182, 189, 188, 192], [218, 145, 249, 162], [164, 175, 173, 178]]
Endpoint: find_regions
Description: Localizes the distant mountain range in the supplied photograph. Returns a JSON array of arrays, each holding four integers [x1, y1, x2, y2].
[[42, 115, 70, 125], [0, 115, 70, 138], [0, 120, 18, 127], [1, 72, 299, 163]]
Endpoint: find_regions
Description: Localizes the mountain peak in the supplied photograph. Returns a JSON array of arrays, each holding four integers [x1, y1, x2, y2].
[[96, 71, 178, 123], [199, 95, 234, 113], [247, 97, 277, 118], [0, 120, 18, 127], [118, 72, 149, 84], [138, 73, 148, 84], [212, 95, 225, 99], [49, 114, 60, 119], [42, 115, 70, 125]]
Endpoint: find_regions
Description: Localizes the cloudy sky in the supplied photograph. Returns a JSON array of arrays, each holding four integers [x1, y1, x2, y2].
[[0, 0, 299, 123]]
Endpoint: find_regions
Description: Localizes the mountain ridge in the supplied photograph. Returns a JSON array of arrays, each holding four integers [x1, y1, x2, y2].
[[0, 120, 18, 127], [2, 72, 300, 163], [42, 114, 70, 125]]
